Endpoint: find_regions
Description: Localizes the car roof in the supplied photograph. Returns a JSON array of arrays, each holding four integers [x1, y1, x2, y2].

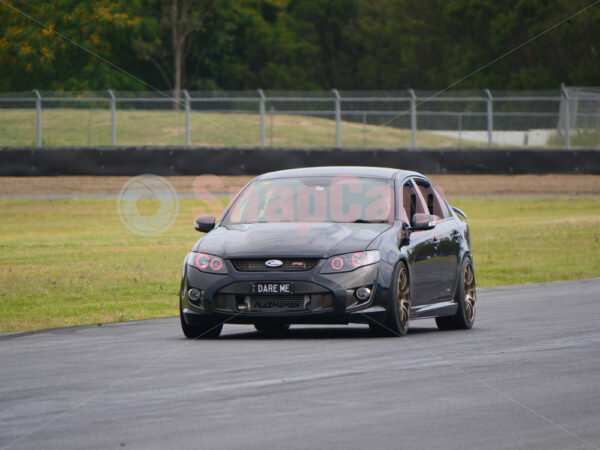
[[256, 166, 420, 180]]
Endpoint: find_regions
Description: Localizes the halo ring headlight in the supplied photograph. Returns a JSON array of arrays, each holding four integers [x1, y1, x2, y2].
[[190, 252, 228, 274], [195, 253, 210, 269], [210, 258, 223, 271], [321, 250, 380, 274], [331, 257, 344, 271]]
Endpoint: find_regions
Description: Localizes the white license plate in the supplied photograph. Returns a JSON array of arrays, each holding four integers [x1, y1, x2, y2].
[[251, 282, 294, 295]]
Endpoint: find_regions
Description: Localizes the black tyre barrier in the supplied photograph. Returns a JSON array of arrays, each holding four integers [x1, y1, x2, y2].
[[1, 147, 598, 176]]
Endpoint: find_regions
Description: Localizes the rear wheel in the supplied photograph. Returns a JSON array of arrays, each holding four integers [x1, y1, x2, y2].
[[436, 256, 476, 330], [254, 322, 290, 333], [370, 262, 410, 337]]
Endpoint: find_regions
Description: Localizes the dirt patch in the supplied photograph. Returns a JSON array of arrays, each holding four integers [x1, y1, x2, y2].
[[1, 175, 598, 196], [0, 176, 253, 196]]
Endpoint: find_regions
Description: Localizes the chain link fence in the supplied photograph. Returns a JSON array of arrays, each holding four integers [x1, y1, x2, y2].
[[0, 87, 598, 149]]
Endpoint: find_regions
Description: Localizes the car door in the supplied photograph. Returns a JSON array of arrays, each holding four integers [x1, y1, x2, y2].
[[400, 178, 439, 306], [432, 218, 461, 301], [414, 178, 460, 302]]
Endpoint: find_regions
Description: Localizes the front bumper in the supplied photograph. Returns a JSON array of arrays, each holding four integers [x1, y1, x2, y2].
[[181, 261, 391, 325]]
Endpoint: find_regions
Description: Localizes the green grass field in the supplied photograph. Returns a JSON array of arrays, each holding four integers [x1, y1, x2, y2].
[[0, 196, 598, 333], [0, 109, 479, 148]]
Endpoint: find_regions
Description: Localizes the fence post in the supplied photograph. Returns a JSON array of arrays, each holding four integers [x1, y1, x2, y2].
[[183, 90, 191, 147], [32, 89, 42, 148], [561, 84, 570, 150], [88, 109, 92, 146], [408, 89, 417, 149], [108, 90, 116, 146], [258, 89, 266, 147], [269, 106, 274, 147], [332, 89, 341, 147], [362, 112, 367, 146], [484, 89, 493, 148], [458, 113, 463, 149]]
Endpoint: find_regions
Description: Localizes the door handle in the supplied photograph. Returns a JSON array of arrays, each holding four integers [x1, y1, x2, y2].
[[432, 237, 440, 245]]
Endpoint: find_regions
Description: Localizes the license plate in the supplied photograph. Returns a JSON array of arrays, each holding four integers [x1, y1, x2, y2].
[[251, 282, 295, 295]]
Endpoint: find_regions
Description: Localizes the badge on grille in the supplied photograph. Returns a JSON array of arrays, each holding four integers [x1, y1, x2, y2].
[[265, 259, 283, 268]]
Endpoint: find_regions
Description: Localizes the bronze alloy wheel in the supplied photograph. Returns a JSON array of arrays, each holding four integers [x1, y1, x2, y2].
[[463, 263, 476, 322], [369, 262, 411, 337], [397, 265, 411, 331], [436, 257, 476, 330]]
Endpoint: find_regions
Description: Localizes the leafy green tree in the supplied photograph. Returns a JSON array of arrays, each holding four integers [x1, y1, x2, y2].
[[221, 0, 321, 89], [285, 0, 360, 88], [132, 0, 234, 99], [0, 0, 147, 91], [0, 0, 598, 92], [356, 0, 449, 89]]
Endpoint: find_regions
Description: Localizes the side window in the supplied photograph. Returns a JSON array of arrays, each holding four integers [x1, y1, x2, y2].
[[432, 186, 451, 219], [401, 180, 426, 223], [414, 179, 449, 220]]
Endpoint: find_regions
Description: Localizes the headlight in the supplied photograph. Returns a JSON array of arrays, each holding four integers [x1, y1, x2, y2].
[[188, 252, 228, 274], [320, 250, 380, 274]]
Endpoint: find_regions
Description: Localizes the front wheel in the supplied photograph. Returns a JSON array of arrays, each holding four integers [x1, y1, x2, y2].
[[370, 262, 411, 337], [180, 300, 223, 339], [436, 256, 476, 330]]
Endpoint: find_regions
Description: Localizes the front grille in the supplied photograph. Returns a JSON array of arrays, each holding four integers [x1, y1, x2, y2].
[[321, 292, 335, 309], [214, 294, 228, 309], [232, 258, 318, 272], [250, 294, 306, 303], [214, 290, 334, 312], [251, 295, 308, 311]]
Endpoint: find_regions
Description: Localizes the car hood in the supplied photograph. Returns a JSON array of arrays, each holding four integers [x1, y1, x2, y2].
[[194, 222, 390, 258]]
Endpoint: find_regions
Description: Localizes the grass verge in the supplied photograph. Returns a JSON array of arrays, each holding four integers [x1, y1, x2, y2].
[[0, 196, 598, 333], [0, 109, 480, 148]]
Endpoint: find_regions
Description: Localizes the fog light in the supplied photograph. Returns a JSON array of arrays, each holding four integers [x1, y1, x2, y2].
[[188, 288, 202, 304], [355, 286, 372, 301]]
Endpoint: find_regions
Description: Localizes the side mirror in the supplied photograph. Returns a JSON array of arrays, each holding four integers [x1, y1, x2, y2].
[[194, 215, 215, 233], [411, 213, 435, 231]]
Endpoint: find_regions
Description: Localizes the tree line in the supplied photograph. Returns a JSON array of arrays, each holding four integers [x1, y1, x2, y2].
[[1, 0, 598, 95]]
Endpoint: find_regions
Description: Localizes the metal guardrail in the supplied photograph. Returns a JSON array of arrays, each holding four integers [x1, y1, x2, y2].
[[0, 87, 598, 149]]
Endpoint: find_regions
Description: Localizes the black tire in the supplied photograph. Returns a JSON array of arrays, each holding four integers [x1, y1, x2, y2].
[[436, 256, 476, 331], [180, 300, 222, 339], [254, 322, 290, 333], [370, 261, 410, 337]]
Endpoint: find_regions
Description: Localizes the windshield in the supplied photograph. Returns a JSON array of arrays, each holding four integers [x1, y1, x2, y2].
[[223, 176, 395, 225]]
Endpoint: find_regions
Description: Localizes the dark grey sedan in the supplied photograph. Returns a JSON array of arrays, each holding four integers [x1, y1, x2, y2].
[[180, 166, 476, 338]]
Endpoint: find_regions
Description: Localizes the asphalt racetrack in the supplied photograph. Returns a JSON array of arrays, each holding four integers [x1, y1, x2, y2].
[[1, 279, 599, 450]]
